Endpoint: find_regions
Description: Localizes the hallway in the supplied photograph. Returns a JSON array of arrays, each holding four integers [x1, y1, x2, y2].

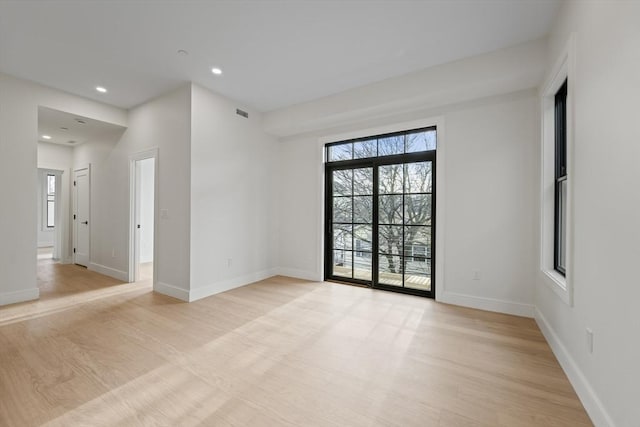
[[0, 251, 150, 326]]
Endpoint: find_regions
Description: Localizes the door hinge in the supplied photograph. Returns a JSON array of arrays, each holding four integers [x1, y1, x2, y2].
[[73, 248, 76, 253], [73, 181, 76, 186], [73, 214, 76, 220]]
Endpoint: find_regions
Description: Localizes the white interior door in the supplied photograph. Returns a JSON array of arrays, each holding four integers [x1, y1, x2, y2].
[[73, 168, 90, 267]]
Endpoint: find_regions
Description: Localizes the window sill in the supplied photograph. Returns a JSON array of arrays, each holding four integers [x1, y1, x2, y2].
[[542, 268, 572, 306]]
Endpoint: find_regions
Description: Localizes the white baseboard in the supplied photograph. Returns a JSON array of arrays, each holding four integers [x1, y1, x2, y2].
[[437, 290, 534, 318], [535, 308, 615, 427], [275, 267, 321, 282], [154, 281, 190, 302], [189, 268, 278, 302], [0, 287, 40, 306], [37, 242, 54, 248], [88, 263, 128, 281]]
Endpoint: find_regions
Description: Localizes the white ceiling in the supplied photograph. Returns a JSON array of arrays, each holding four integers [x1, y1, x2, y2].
[[0, 0, 559, 112], [38, 106, 126, 147]]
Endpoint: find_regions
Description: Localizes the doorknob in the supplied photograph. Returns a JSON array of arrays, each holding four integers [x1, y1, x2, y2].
[[82, 221, 88, 225]]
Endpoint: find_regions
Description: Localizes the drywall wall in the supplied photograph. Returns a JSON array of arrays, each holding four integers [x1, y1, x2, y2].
[[85, 85, 191, 295], [38, 141, 73, 167], [276, 90, 538, 316], [0, 72, 126, 306], [189, 84, 279, 301], [535, 2, 640, 426]]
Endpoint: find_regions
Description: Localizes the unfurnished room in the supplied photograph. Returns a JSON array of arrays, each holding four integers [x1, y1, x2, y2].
[[0, 1, 638, 426]]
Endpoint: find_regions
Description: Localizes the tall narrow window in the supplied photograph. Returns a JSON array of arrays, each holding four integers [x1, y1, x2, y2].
[[554, 80, 568, 275], [46, 174, 56, 228]]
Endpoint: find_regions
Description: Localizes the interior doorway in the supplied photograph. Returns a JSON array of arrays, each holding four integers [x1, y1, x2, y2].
[[73, 167, 91, 267], [130, 151, 157, 282]]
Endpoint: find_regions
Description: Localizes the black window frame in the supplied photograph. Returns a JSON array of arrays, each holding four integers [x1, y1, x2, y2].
[[554, 79, 568, 276], [324, 126, 436, 299]]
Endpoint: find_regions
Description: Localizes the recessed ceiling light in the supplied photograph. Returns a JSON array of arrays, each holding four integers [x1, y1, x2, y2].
[[42, 135, 51, 140], [96, 86, 107, 93], [211, 67, 223, 75]]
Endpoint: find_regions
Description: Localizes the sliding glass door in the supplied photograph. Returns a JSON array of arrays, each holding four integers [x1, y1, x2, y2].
[[377, 160, 432, 292], [325, 127, 436, 298], [330, 167, 373, 281]]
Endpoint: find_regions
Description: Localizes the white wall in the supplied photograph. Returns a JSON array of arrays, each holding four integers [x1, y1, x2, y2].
[[39, 141, 73, 168], [0, 72, 127, 306], [535, 2, 640, 426], [138, 157, 154, 263], [85, 85, 192, 293], [442, 94, 537, 315], [276, 91, 538, 316], [267, 40, 544, 317], [189, 84, 279, 301]]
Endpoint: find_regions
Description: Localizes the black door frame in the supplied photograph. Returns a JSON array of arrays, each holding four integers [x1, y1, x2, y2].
[[324, 133, 436, 299]]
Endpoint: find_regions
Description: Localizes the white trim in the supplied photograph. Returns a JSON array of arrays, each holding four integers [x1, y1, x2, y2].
[[72, 165, 91, 266], [88, 263, 128, 281], [318, 116, 445, 297], [188, 268, 278, 302], [276, 267, 321, 282], [128, 148, 159, 284], [154, 281, 190, 302], [0, 288, 40, 306], [535, 308, 615, 427], [439, 290, 534, 318], [433, 118, 445, 301], [539, 33, 575, 306]]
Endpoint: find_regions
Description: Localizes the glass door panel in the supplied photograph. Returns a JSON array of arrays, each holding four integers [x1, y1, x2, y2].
[[376, 161, 433, 292], [330, 167, 373, 281]]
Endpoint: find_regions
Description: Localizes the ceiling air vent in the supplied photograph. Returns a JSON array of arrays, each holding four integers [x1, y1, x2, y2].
[[68, 140, 76, 144], [236, 108, 249, 119]]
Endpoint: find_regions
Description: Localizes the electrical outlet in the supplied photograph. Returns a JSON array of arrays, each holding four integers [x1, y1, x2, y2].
[[586, 328, 594, 354], [473, 270, 481, 280]]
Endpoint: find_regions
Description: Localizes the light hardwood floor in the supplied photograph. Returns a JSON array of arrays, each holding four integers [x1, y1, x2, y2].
[[0, 264, 591, 426]]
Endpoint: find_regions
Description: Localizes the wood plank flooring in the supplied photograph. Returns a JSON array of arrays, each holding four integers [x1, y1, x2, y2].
[[0, 264, 592, 426]]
